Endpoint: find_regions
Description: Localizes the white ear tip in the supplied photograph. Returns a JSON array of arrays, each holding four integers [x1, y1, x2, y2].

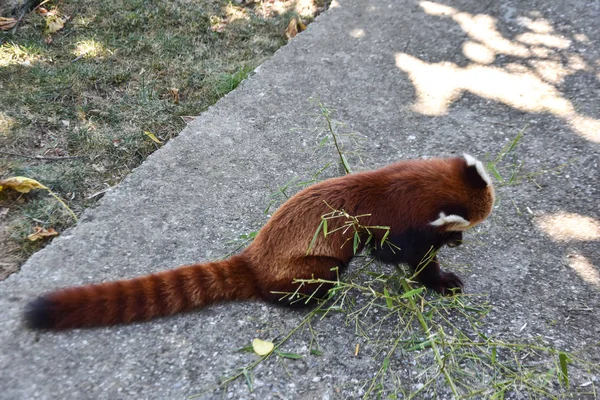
[[463, 153, 477, 166], [462, 153, 492, 187]]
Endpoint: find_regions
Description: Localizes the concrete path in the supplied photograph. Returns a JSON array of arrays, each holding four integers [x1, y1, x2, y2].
[[1, 0, 599, 398]]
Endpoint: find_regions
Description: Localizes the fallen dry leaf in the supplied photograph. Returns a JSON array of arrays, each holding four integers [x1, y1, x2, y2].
[[298, 19, 307, 32], [27, 226, 59, 241], [170, 88, 180, 104], [180, 116, 197, 124], [0, 17, 17, 31], [252, 338, 274, 356], [285, 17, 299, 40], [0, 176, 47, 193], [210, 16, 227, 33], [0, 176, 77, 221], [285, 17, 306, 40], [143, 131, 162, 144], [45, 15, 65, 35]]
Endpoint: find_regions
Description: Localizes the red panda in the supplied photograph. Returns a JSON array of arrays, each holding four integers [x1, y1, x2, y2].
[[25, 154, 494, 330]]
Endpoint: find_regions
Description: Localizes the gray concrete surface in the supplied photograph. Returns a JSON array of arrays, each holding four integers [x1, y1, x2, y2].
[[1, 0, 599, 398]]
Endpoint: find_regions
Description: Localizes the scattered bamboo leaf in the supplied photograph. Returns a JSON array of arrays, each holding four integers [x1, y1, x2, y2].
[[274, 350, 302, 359], [382, 356, 390, 373], [383, 287, 393, 309], [242, 368, 253, 392], [352, 231, 360, 255], [381, 229, 390, 247], [558, 351, 570, 387], [399, 287, 425, 299], [306, 219, 324, 255]]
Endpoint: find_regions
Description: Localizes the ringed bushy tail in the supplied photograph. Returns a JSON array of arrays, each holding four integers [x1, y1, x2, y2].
[[25, 255, 260, 330]]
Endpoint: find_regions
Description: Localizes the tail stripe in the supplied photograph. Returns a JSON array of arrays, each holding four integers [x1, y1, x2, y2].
[[147, 274, 167, 318], [181, 267, 202, 306], [111, 281, 125, 325], [163, 270, 189, 313], [191, 266, 212, 303], [84, 285, 101, 327], [126, 279, 144, 323], [95, 284, 112, 326], [210, 265, 226, 295]]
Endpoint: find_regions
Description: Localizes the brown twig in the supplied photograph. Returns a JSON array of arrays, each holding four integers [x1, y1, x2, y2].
[[11, 10, 26, 34], [0, 151, 83, 161]]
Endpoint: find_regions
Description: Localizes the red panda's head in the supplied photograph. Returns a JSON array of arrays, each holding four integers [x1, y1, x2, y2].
[[429, 154, 495, 231]]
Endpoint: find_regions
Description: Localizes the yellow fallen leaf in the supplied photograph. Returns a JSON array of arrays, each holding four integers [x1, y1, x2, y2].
[[0, 17, 17, 31], [252, 338, 274, 356], [45, 15, 64, 35], [0, 176, 77, 222], [285, 17, 299, 40], [144, 131, 162, 144], [27, 226, 59, 241], [0, 176, 47, 193]]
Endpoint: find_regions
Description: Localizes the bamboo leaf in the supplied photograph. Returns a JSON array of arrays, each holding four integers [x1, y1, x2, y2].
[[242, 369, 253, 392], [381, 229, 390, 247], [382, 356, 390, 373], [399, 287, 424, 299], [353, 231, 360, 255], [306, 219, 324, 255], [383, 288, 393, 309], [274, 350, 302, 359], [558, 352, 570, 387]]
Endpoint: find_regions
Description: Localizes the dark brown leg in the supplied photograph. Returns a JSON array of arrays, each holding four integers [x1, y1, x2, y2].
[[409, 255, 463, 295]]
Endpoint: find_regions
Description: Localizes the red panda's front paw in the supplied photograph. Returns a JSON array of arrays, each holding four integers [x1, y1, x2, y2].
[[434, 271, 464, 295]]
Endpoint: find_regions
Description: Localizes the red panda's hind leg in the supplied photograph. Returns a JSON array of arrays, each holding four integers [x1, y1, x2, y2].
[[410, 255, 463, 295], [261, 256, 346, 308]]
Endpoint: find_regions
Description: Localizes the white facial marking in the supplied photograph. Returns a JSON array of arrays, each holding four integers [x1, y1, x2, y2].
[[430, 212, 471, 230], [463, 153, 492, 187]]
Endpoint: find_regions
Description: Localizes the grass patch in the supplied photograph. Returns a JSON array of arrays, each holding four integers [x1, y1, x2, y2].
[[0, 0, 329, 276]]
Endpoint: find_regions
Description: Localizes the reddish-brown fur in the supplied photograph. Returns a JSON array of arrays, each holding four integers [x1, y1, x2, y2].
[[25, 156, 494, 330]]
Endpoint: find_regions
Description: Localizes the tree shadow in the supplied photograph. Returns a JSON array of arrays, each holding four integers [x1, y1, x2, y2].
[[394, 1, 599, 143]]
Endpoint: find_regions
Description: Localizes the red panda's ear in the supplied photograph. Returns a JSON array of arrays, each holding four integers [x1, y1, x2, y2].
[[462, 154, 492, 189]]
